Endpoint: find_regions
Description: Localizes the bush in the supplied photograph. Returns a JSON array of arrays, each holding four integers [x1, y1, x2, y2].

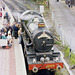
[[69, 53, 75, 65], [32, 0, 36, 2], [63, 46, 69, 57], [63, 46, 75, 65]]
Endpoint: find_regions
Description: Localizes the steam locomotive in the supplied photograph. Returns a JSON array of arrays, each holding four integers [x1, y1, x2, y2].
[[20, 10, 63, 74]]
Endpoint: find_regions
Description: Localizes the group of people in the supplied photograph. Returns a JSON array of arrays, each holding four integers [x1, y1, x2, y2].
[[0, 23, 12, 48], [0, 22, 22, 48], [0, 2, 23, 48]]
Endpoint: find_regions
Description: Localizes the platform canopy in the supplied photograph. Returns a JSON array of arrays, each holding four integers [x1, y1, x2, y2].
[[20, 10, 42, 20]]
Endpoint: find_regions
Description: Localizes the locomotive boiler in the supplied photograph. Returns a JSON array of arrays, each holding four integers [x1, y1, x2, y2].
[[20, 10, 63, 74]]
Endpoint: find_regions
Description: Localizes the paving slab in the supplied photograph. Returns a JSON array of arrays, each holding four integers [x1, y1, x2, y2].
[[0, 40, 16, 75]]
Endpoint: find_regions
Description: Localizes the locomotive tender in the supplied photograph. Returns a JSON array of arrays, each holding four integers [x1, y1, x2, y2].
[[20, 10, 63, 73]]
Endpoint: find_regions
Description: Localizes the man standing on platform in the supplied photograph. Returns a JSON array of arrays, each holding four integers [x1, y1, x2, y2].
[[14, 24, 19, 39], [68, 0, 71, 8]]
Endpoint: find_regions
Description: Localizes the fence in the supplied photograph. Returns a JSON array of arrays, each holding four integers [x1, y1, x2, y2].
[[49, 4, 69, 47]]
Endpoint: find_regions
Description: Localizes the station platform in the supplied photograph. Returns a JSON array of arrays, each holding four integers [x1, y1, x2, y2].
[[0, 38, 27, 75], [0, 1, 27, 75]]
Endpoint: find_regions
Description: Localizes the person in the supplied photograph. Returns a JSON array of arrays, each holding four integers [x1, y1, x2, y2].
[[7, 33, 12, 47], [18, 28, 23, 44], [0, 31, 2, 39], [6, 23, 12, 36], [14, 24, 19, 39], [0, 12, 2, 17], [2, 32, 7, 39], [1, 27, 4, 32], [16, 23, 20, 29], [12, 22, 16, 37], [18, 24, 20, 29], [68, 0, 71, 8], [3, 19, 7, 26], [8, 28, 12, 36], [4, 28, 7, 37], [4, 12, 10, 22], [2, 3, 5, 11]]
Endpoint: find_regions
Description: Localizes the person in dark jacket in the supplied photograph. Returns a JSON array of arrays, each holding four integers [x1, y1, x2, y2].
[[5, 23, 12, 36], [14, 24, 19, 39]]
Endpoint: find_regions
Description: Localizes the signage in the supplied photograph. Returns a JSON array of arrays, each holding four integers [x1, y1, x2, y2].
[[47, 65, 55, 68], [40, 5, 44, 14], [38, 23, 45, 27]]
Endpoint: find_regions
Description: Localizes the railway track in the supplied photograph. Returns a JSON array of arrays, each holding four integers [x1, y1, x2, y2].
[[3, 0, 28, 12], [11, 0, 28, 11], [3, 0, 15, 11], [3, 0, 28, 20]]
